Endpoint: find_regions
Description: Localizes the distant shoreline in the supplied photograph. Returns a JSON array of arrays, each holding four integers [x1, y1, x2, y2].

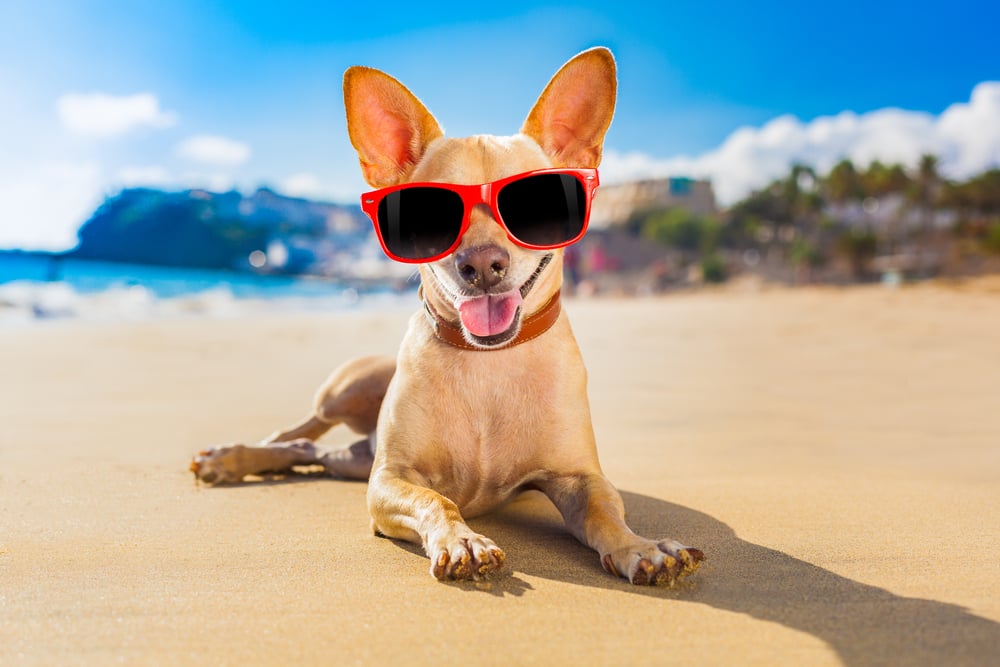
[[0, 251, 417, 324]]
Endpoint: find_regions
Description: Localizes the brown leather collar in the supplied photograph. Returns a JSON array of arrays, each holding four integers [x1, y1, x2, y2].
[[419, 287, 562, 351]]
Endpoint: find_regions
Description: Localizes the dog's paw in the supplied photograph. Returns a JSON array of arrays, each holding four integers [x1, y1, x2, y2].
[[428, 532, 506, 581], [189, 441, 318, 484], [190, 444, 249, 484], [189, 445, 262, 484], [601, 539, 704, 586]]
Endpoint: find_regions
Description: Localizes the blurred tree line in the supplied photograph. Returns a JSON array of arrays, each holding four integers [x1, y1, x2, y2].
[[624, 156, 1000, 287]]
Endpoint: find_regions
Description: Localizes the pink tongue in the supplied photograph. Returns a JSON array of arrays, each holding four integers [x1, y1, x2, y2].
[[458, 290, 523, 337]]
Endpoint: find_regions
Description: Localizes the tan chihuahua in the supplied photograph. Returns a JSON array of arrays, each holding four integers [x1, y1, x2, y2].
[[191, 48, 704, 586]]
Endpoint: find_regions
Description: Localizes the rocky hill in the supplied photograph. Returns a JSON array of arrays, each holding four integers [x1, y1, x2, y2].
[[70, 187, 393, 278]]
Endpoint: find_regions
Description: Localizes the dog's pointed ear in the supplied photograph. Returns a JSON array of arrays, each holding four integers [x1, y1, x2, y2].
[[343, 66, 444, 188], [521, 47, 617, 168]]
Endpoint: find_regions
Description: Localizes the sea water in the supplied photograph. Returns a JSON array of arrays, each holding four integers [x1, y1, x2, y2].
[[0, 253, 416, 323]]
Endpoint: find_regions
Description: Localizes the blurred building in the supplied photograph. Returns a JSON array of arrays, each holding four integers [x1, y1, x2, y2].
[[590, 177, 717, 228]]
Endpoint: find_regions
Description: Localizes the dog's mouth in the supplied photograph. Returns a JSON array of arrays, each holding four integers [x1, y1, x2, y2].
[[453, 254, 553, 347]]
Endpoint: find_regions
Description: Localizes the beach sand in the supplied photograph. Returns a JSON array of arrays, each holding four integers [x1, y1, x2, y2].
[[3, 280, 1000, 666]]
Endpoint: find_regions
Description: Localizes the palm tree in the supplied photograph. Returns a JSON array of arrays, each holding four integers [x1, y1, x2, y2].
[[787, 164, 823, 218], [862, 160, 911, 198], [907, 155, 941, 226], [906, 154, 941, 276], [836, 229, 878, 280], [825, 159, 864, 203], [914, 155, 941, 203]]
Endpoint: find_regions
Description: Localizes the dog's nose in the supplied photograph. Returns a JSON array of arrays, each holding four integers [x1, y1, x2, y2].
[[454, 245, 509, 290]]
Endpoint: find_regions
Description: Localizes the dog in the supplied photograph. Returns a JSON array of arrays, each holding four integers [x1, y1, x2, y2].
[[191, 47, 704, 586]]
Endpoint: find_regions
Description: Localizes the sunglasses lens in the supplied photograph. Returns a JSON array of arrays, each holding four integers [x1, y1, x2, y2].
[[377, 187, 464, 260], [496, 173, 587, 247]]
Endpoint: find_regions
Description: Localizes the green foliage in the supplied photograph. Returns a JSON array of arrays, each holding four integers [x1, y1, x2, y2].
[[789, 239, 823, 267], [825, 159, 864, 202], [641, 208, 720, 254], [836, 229, 879, 279], [637, 207, 727, 282], [822, 159, 911, 201], [984, 221, 1000, 254], [818, 215, 838, 232], [907, 154, 942, 208], [714, 155, 1000, 282], [861, 160, 911, 197], [700, 254, 727, 283], [730, 186, 789, 223], [836, 229, 878, 255], [942, 170, 1000, 214]]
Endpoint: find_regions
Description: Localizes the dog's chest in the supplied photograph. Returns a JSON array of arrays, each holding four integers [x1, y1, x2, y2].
[[395, 346, 581, 513], [438, 361, 557, 465]]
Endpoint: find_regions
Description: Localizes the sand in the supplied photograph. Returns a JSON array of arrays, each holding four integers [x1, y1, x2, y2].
[[3, 280, 1000, 666]]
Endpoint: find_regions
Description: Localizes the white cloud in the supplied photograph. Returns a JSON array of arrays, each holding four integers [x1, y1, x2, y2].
[[602, 81, 1000, 205], [117, 165, 174, 187], [117, 166, 246, 193], [175, 135, 251, 166], [0, 161, 104, 250], [57, 92, 177, 138], [178, 171, 238, 193], [279, 172, 326, 199], [938, 82, 1000, 175]]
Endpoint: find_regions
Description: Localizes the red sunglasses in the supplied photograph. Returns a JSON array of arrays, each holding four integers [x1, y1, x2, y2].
[[360, 168, 599, 263]]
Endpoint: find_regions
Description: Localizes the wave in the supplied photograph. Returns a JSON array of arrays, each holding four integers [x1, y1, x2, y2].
[[0, 279, 415, 325]]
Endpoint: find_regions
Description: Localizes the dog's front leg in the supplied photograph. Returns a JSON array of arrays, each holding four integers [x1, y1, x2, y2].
[[541, 474, 704, 586], [367, 468, 506, 581], [191, 439, 323, 484]]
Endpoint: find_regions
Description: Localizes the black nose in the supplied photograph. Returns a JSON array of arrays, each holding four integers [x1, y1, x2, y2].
[[454, 245, 509, 290]]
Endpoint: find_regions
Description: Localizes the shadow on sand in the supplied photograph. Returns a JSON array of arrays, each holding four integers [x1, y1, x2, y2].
[[208, 473, 999, 664], [462, 490, 1000, 667]]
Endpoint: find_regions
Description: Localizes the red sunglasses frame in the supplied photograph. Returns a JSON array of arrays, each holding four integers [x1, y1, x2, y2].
[[360, 167, 599, 264]]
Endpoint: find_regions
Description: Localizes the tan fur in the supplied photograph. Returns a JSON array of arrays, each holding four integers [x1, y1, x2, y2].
[[191, 48, 703, 585]]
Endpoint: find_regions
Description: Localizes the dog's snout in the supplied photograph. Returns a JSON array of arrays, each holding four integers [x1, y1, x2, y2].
[[455, 245, 509, 290]]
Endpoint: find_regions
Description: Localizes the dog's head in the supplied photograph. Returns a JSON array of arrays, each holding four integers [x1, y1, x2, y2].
[[344, 48, 616, 349]]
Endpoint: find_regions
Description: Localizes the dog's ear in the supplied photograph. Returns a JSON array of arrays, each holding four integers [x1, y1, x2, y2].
[[521, 47, 617, 168], [343, 66, 444, 188]]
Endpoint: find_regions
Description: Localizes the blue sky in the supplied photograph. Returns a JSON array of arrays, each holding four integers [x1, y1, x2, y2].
[[1, 0, 998, 250]]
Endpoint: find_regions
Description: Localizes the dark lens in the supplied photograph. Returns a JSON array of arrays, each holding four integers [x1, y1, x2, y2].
[[496, 173, 587, 247], [377, 187, 464, 260]]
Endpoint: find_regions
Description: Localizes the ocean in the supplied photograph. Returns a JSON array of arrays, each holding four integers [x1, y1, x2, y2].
[[0, 252, 416, 324]]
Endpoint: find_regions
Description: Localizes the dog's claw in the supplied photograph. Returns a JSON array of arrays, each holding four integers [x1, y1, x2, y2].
[[452, 553, 472, 579], [631, 557, 656, 585], [606, 539, 704, 587], [432, 552, 450, 579], [429, 534, 506, 582], [487, 548, 506, 572], [680, 547, 705, 575]]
